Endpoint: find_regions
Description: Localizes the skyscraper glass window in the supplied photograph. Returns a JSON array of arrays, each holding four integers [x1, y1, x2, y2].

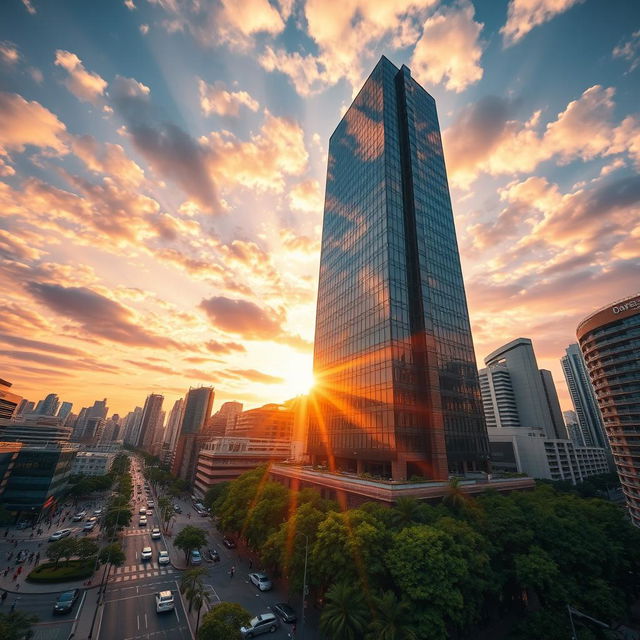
[[308, 57, 489, 481]]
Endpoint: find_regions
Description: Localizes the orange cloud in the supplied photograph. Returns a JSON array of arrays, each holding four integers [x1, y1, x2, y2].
[[411, 0, 484, 93], [0, 42, 20, 65], [198, 79, 259, 117], [54, 50, 108, 104]]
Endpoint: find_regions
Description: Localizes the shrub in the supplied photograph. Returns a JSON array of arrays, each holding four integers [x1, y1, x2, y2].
[[27, 558, 96, 583]]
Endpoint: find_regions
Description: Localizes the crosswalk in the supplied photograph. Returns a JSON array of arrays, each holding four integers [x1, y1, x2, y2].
[[110, 563, 175, 584]]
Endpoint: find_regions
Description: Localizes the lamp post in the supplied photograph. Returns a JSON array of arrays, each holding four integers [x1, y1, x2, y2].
[[299, 533, 309, 640]]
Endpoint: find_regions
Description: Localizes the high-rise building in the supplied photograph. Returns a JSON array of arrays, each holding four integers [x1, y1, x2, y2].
[[307, 56, 489, 481], [0, 379, 22, 420], [57, 401, 73, 422], [577, 294, 640, 527], [480, 338, 566, 439], [229, 403, 294, 441], [122, 406, 143, 446], [164, 398, 184, 453], [138, 394, 164, 452], [15, 399, 34, 417], [561, 343, 608, 449], [563, 410, 585, 447], [72, 399, 108, 441], [36, 393, 60, 417]]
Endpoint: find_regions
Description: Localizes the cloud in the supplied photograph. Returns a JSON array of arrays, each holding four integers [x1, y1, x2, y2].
[[140, 24, 149, 35], [0, 349, 118, 373], [501, 0, 584, 47], [444, 85, 640, 188], [225, 368, 284, 384], [26, 282, 181, 349], [613, 29, 640, 73], [0, 333, 86, 356], [279, 228, 321, 254], [411, 0, 484, 93], [199, 295, 284, 340], [54, 50, 108, 104], [21, 0, 36, 15], [0, 92, 67, 160], [289, 179, 323, 213], [198, 79, 259, 117], [204, 339, 246, 354], [111, 75, 221, 213], [72, 135, 145, 187], [124, 359, 176, 376], [0, 42, 20, 65]]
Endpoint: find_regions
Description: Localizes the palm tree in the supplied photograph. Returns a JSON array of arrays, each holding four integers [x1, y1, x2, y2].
[[180, 568, 210, 634], [366, 591, 417, 640], [320, 581, 368, 640], [390, 497, 420, 529], [442, 476, 466, 513], [158, 496, 173, 533]]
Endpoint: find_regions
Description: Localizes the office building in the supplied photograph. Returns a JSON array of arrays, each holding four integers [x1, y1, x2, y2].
[[138, 394, 164, 452], [577, 294, 640, 526], [15, 399, 34, 417], [561, 343, 608, 449], [480, 338, 566, 439], [0, 415, 72, 444], [229, 403, 294, 441], [0, 379, 22, 420], [164, 398, 184, 450], [563, 410, 585, 447], [122, 406, 143, 446], [70, 451, 115, 476], [194, 437, 293, 496], [35, 393, 60, 417], [308, 56, 489, 481], [57, 401, 73, 422]]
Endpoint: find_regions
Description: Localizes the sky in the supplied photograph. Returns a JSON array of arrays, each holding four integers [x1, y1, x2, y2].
[[0, 0, 639, 418]]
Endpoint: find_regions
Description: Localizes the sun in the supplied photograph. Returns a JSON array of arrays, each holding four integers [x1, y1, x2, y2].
[[282, 361, 316, 397]]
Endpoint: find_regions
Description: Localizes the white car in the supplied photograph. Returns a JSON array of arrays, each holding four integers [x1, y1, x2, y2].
[[49, 528, 72, 541], [141, 546, 152, 561], [139, 507, 147, 515], [155, 590, 175, 613], [249, 572, 273, 591], [158, 550, 170, 565], [139, 516, 147, 527], [151, 528, 161, 539]]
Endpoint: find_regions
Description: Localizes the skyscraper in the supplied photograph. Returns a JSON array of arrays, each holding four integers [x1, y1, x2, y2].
[[308, 56, 489, 481], [577, 294, 640, 527], [138, 394, 164, 452], [561, 343, 607, 449], [36, 393, 60, 417], [480, 338, 566, 439], [57, 401, 73, 422]]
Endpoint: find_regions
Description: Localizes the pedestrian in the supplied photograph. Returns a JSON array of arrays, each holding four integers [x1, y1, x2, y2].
[[3, 568, 8, 577], [1, 590, 7, 603], [249, 559, 253, 570], [15, 583, 19, 591], [230, 565, 235, 578]]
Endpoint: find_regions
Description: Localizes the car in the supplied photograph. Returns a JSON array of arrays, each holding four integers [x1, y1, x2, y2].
[[271, 603, 297, 624], [85, 516, 97, 523], [249, 572, 272, 592], [223, 536, 236, 549], [72, 510, 87, 521], [174, 504, 182, 514], [93, 508, 103, 516], [49, 528, 72, 541], [83, 521, 97, 532], [158, 550, 170, 565], [151, 528, 161, 539], [139, 516, 147, 526], [155, 590, 175, 613], [139, 507, 147, 515], [240, 613, 280, 637], [147, 501, 154, 508], [141, 546, 152, 561], [53, 589, 80, 614], [190, 549, 202, 565], [207, 549, 220, 562]]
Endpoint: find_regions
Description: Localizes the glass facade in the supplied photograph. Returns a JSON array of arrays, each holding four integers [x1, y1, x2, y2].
[[309, 57, 489, 481], [577, 295, 640, 527]]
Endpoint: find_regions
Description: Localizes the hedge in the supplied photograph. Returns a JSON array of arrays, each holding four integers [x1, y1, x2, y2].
[[27, 558, 96, 583]]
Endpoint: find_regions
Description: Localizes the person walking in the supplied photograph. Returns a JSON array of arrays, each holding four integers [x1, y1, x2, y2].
[[1, 590, 7, 603], [248, 559, 253, 570]]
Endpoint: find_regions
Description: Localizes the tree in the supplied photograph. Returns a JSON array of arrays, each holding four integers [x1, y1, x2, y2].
[[104, 506, 132, 535], [319, 581, 369, 640], [75, 538, 99, 562], [158, 496, 174, 533], [203, 483, 229, 512], [0, 610, 39, 640], [98, 543, 126, 568], [174, 526, 207, 562], [390, 497, 420, 529], [366, 591, 417, 640], [180, 568, 210, 632], [442, 477, 467, 514], [197, 602, 250, 640], [46, 538, 77, 568]]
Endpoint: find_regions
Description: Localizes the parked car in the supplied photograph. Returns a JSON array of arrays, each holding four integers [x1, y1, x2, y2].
[[190, 549, 202, 565], [83, 521, 97, 532], [147, 500, 154, 508], [240, 613, 280, 637], [141, 546, 152, 561], [155, 590, 175, 613], [139, 516, 147, 526], [271, 603, 297, 624], [158, 550, 170, 565], [49, 528, 72, 541], [93, 508, 103, 516], [249, 572, 272, 592], [223, 536, 236, 549], [151, 527, 161, 540], [173, 504, 182, 514], [53, 589, 80, 614], [207, 548, 220, 562], [139, 507, 147, 515], [72, 510, 86, 522]]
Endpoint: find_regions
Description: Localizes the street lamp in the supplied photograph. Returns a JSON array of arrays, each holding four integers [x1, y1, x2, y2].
[[297, 533, 309, 640]]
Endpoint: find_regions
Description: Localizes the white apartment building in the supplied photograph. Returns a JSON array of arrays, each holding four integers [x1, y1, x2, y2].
[[71, 451, 115, 477]]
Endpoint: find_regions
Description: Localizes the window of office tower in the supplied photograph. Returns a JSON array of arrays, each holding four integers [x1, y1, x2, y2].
[[309, 57, 489, 481]]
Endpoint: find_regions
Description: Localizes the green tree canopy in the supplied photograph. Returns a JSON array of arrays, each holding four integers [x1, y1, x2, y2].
[[174, 525, 208, 561], [0, 610, 39, 640], [197, 602, 251, 640], [98, 542, 126, 567], [46, 538, 77, 568], [319, 581, 369, 640]]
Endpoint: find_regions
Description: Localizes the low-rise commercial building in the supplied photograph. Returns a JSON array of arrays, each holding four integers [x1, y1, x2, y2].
[[70, 451, 115, 476]]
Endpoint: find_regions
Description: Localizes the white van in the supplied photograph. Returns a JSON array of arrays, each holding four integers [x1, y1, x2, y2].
[[155, 590, 175, 613]]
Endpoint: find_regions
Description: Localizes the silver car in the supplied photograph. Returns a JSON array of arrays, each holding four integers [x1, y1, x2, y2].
[[240, 612, 279, 637], [249, 572, 272, 592]]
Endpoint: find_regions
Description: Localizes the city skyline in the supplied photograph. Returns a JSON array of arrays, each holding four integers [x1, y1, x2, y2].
[[1, 0, 639, 414]]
